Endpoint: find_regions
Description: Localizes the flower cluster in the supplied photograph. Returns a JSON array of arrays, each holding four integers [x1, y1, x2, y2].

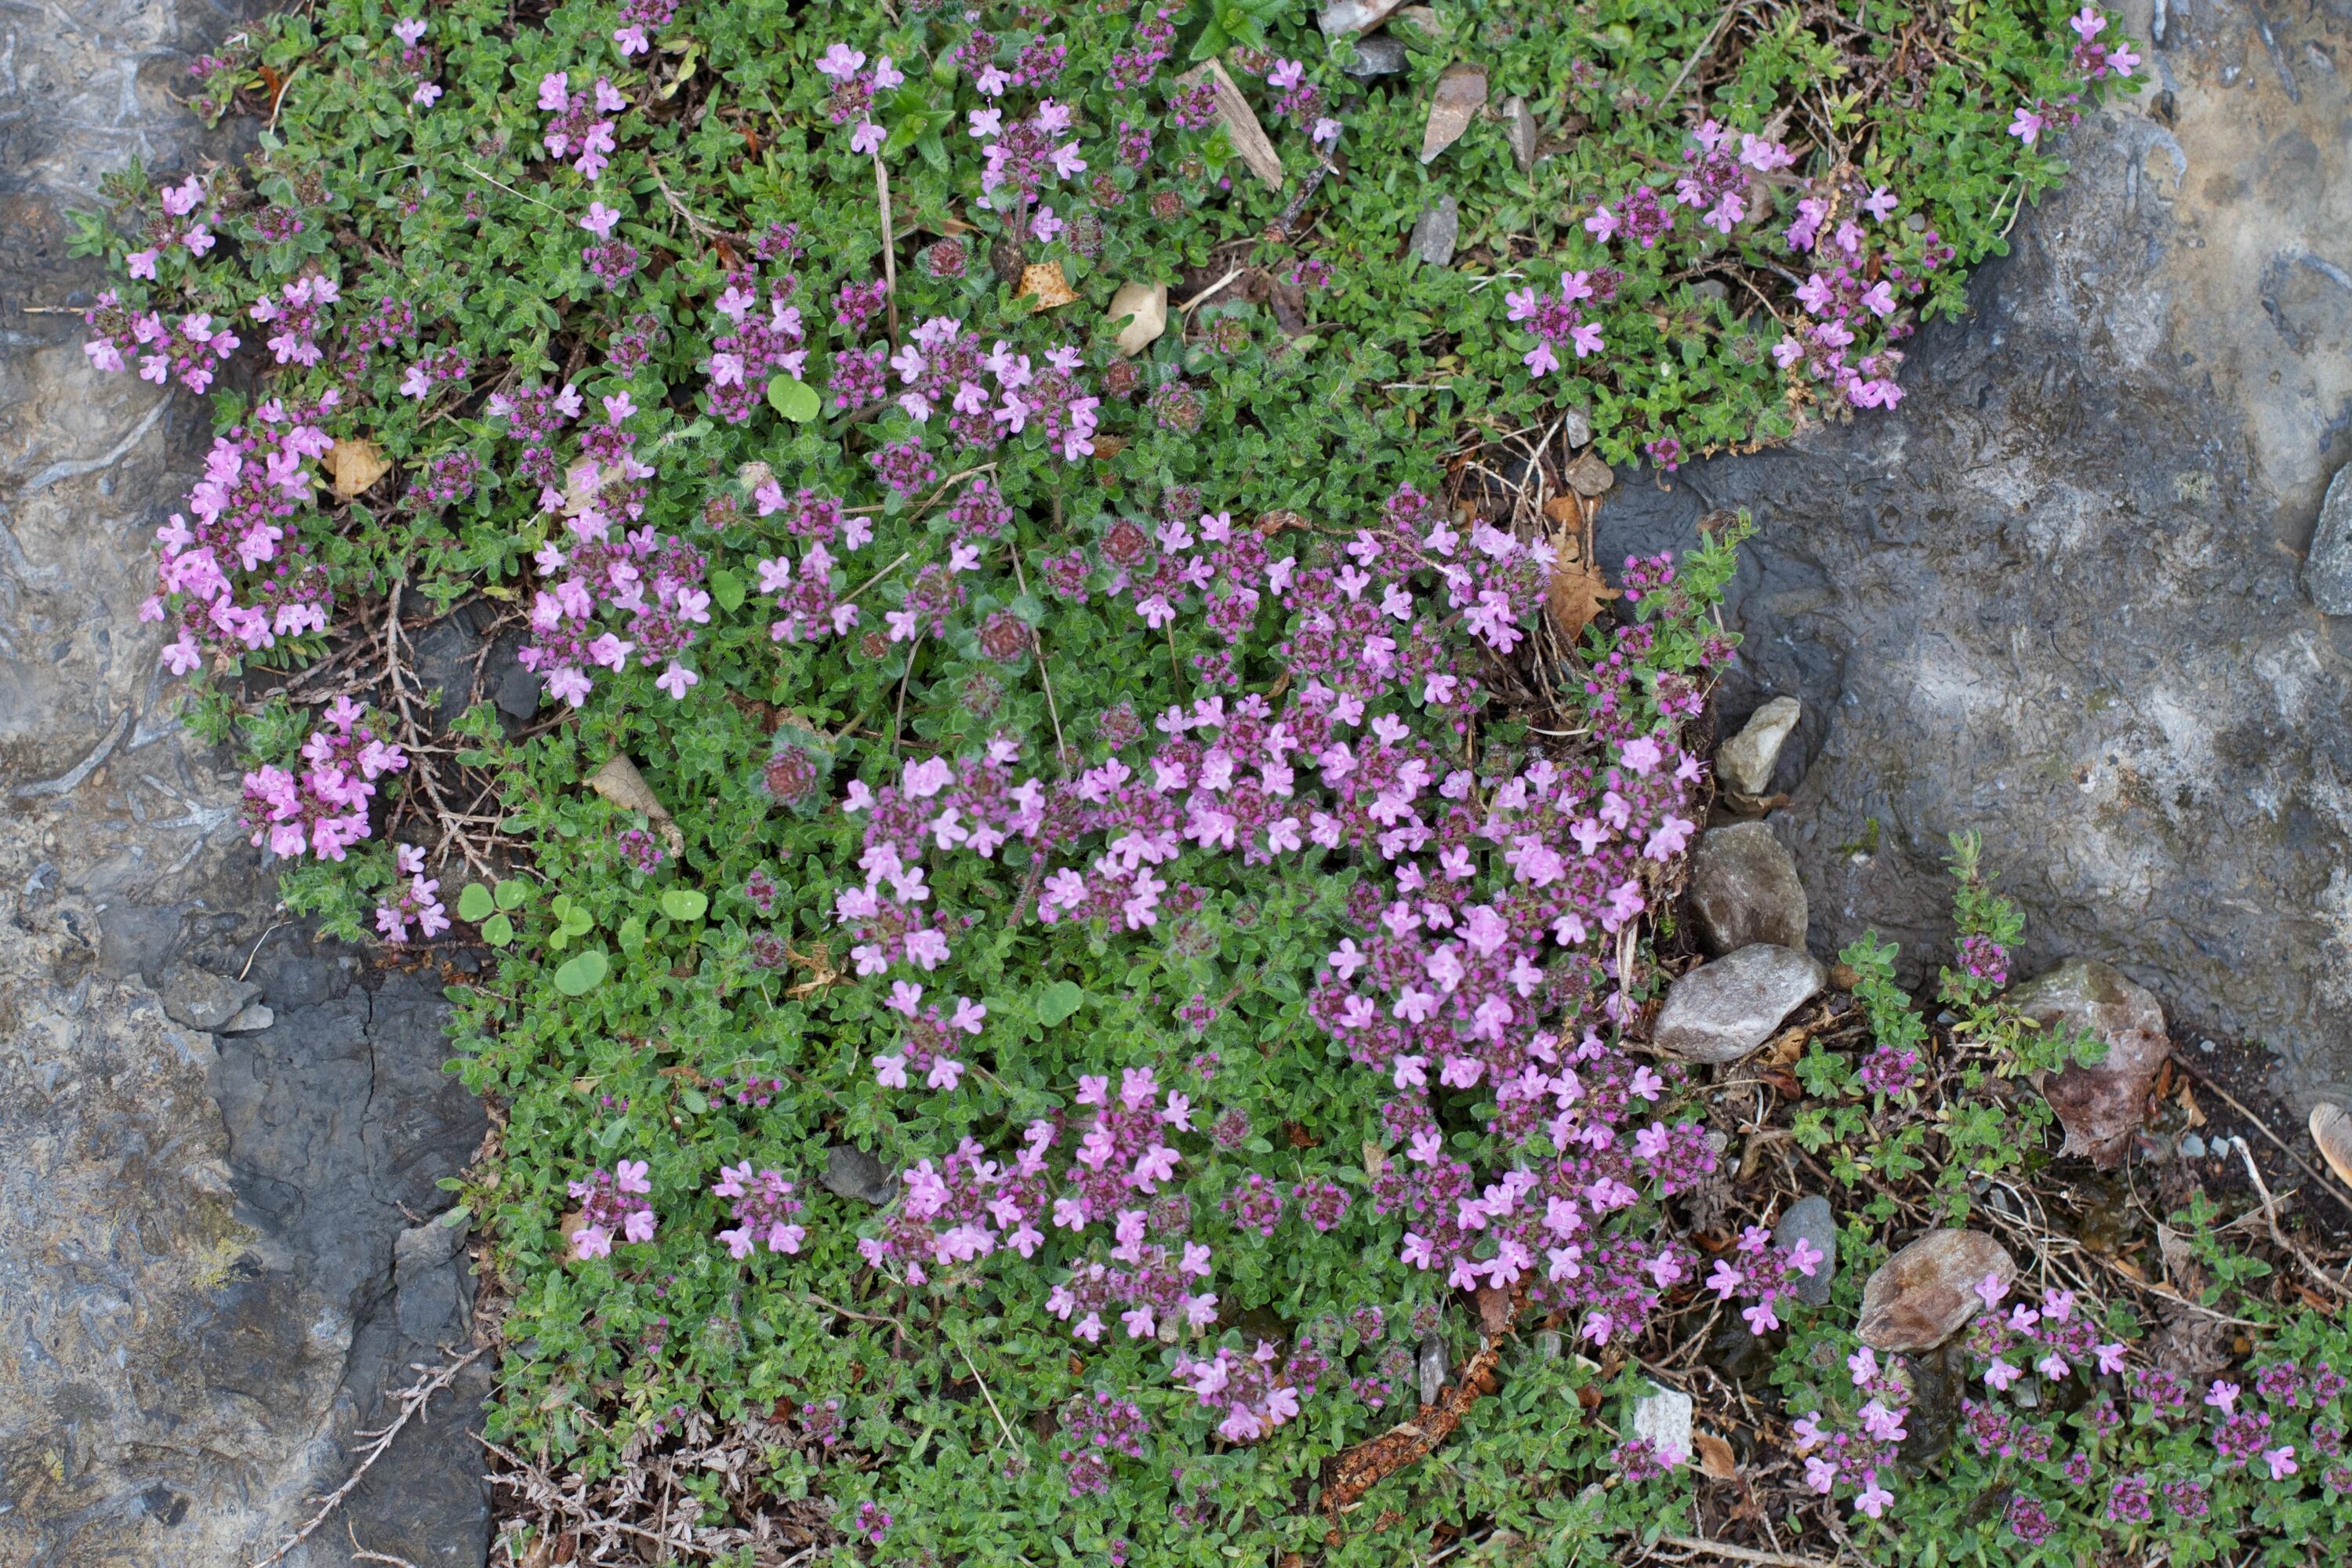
[[568, 1160, 657, 1259], [249, 275, 339, 367], [373, 843, 450, 942], [82, 294, 239, 391], [710, 1163, 807, 1258], [1059, 1392, 1149, 1497], [538, 71, 625, 178], [1704, 1222, 1828, 1334], [816, 44, 905, 154], [240, 695, 405, 860], [1792, 1346, 1910, 1519], [2067, 9, 2139, 82], [1505, 268, 1614, 378]]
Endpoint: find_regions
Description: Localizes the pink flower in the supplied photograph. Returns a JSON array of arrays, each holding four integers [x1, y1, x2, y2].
[[851, 120, 886, 156], [2206, 1381, 2239, 1413], [126, 249, 160, 279], [1854, 1474, 1893, 1519], [816, 44, 866, 81], [614, 24, 648, 55], [580, 201, 622, 238], [655, 661, 699, 699], [2264, 1445, 2298, 1480], [1584, 205, 1619, 242], [2069, 5, 2107, 40], [411, 81, 441, 108], [2009, 106, 2045, 147]]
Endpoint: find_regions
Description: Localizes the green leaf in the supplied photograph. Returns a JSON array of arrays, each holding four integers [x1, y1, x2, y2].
[[1036, 979, 1085, 1027], [659, 888, 709, 922], [767, 376, 820, 423], [680, 1087, 710, 1114], [481, 913, 514, 947], [709, 568, 746, 612], [495, 877, 530, 911], [554, 949, 610, 996], [456, 883, 495, 921], [618, 915, 646, 955]]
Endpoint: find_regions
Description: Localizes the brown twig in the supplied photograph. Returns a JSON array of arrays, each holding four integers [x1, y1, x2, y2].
[[1005, 541, 1068, 771], [1657, 1534, 1842, 1568], [2229, 1135, 2351, 1300], [1323, 1335, 1504, 1515], [248, 1348, 483, 1568], [872, 151, 901, 344]]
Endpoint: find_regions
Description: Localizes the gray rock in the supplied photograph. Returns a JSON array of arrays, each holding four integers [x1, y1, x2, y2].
[[1417, 1335, 1448, 1405], [495, 655, 544, 720], [2180, 1132, 2208, 1158], [1628, 1383, 1693, 1465], [1857, 1230, 2013, 1352], [2307, 459, 2352, 613], [822, 1143, 898, 1207], [1341, 32, 1409, 78], [1653, 944, 1826, 1064], [1559, 405, 1593, 448], [220, 1001, 276, 1033], [1688, 822, 1809, 955], [1410, 193, 1461, 267], [2005, 958, 2169, 1167], [1504, 95, 1538, 172], [1319, 0, 1409, 33], [393, 1214, 474, 1345], [1716, 696, 1802, 797], [1773, 1196, 1838, 1306], [158, 962, 262, 1030]]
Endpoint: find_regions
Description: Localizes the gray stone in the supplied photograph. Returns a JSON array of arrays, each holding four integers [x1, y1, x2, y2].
[[1410, 194, 1461, 267], [158, 962, 262, 1030], [394, 1215, 474, 1345], [1688, 821, 1809, 955], [1772, 1196, 1838, 1307], [1628, 1383, 1693, 1465], [2311, 463, 2352, 614], [1318, 0, 1409, 34], [495, 653, 544, 720], [822, 1143, 898, 1207], [1504, 94, 1538, 172], [1716, 696, 1802, 797], [1559, 405, 1593, 448], [1653, 943, 1826, 1064], [1417, 1335, 1448, 1405], [1341, 32, 1409, 78], [1857, 1229, 2014, 1352], [2180, 1132, 2208, 1159], [221, 1001, 276, 1033], [2005, 958, 2169, 1167]]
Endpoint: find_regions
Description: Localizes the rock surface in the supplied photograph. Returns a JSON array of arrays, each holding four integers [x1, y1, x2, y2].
[[1689, 822, 1810, 954], [1597, 2, 2352, 1109], [1857, 1231, 2014, 1352], [1773, 1196, 1839, 1307], [1628, 1384, 1695, 1465], [1716, 696, 1802, 797], [2006, 958, 2170, 1166], [1410, 193, 1461, 267], [1653, 944, 1826, 1064], [2308, 462, 2352, 615], [822, 1143, 898, 1207], [0, 0, 490, 1562]]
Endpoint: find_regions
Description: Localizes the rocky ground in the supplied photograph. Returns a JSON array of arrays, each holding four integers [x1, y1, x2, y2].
[[2, 0, 2347, 1563]]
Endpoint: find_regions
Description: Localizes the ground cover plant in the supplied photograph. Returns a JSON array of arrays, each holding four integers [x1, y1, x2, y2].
[[76, 0, 2336, 1562]]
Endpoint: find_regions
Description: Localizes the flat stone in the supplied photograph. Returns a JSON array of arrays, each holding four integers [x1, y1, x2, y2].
[[1417, 1335, 1447, 1405], [1628, 1383, 1693, 1465], [1653, 944, 1826, 1064], [220, 1003, 275, 1033], [1504, 95, 1538, 172], [1716, 696, 1801, 797], [1857, 1230, 2014, 1352], [1688, 821, 1809, 955], [1564, 449, 1613, 496], [1773, 1196, 1838, 1307], [2005, 958, 2169, 1167], [1559, 405, 1593, 448], [2307, 462, 2352, 614], [1341, 32, 1409, 78], [156, 963, 260, 1031], [1410, 194, 1461, 267], [821, 1143, 898, 1207]]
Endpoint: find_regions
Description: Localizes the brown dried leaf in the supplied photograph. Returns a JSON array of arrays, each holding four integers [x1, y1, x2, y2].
[[1542, 493, 1618, 643], [1179, 60, 1284, 188], [1694, 1432, 1738, 1481], [1019, 261, 1080, 310], [586, 754, 686, 855], [1420, 63, 1488, 164], [325, 437, 391, 501], [1473, 1283, 1512, 1335], [2178, 1083, 2206, 1127]]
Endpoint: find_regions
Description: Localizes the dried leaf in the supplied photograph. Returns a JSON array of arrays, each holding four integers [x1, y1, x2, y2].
[[1542, 493, 1618, 642], [2178, 1083, 2206, 1127], [1694, 1432, 1738, 1481], [1180, 60, 1284, 188], [325, 437, 390, 501], [1019, 261, 1080, 310], [1473, 1283, 1512, 1335], [2312, 1102, 2352, 1189], [1420, 63, 1488, 164], [586, 754, 686, 855]]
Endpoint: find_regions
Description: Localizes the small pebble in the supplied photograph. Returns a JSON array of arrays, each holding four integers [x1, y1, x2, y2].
[[2199, 1039, 2216, 1053], [2180, 1133, 2206, 1158]]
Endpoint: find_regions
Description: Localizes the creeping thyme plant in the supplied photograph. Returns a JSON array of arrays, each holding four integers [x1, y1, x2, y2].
[[74, 0, 2267, 1559]]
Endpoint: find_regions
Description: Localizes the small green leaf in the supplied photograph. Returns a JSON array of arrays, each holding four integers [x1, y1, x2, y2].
[[659, 888, 708, 922], [709, 568, 746, 612], [1036, 979, 1085, 1027], [680, 1087, 710, 1114], [456, 883, 495, 921], [495, 878, 530, 910], [767, 375, 820, 423], [554, 949, 610, 996], [618, 915, 647, 955], [481, 913, 514, 947], [561, 904, 594, 937], [594, 1113, 629, 1148]]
